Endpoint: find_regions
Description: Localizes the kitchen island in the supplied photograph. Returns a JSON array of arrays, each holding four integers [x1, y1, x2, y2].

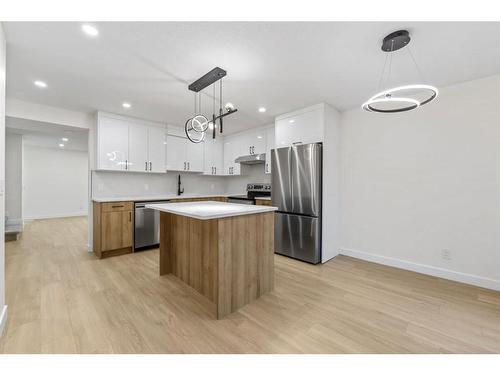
[[146, 201, 278, 319]]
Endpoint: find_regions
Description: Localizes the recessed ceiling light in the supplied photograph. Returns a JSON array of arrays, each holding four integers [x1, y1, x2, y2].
[[258, 107, 266, 113], [289, 119, 295, 124], [34, 80, 47, 88], [122, 102, 131, 109], [61, 137, 69, 142], [81, 24, 99, 37], [59, 143, 65, 147]]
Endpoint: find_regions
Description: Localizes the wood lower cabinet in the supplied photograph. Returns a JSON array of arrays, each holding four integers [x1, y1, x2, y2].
[[92, 197, 227, 259], [93, 201, 134, 258], [256, 199, 273, 206]]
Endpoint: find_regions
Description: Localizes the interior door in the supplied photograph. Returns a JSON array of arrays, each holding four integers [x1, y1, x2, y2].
[[148, 126, 166, 173], [274, 212, 321, 264], [271, 147, 292, 212], [128, 122, 149, 172], [290, 143, 322, 216]]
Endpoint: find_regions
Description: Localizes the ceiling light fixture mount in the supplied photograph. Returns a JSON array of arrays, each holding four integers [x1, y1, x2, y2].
[[362, 29, 438, 113]]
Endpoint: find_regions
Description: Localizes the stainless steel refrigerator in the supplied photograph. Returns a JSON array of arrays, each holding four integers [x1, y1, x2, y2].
[[271, 143, 322, 264]]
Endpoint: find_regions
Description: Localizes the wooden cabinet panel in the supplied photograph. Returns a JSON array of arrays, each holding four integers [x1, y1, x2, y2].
[[121, 210, 133, 248], [256, 199, 272, 206], [93, 201, 134, 258], [102, 202, 133, 212]]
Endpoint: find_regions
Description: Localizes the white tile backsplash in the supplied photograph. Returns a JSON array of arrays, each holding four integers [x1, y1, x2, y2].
[[91, 163, 269, 199]]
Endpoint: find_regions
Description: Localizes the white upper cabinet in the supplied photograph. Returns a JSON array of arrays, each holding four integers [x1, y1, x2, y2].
[[166, 135, 187, 171], [97, 115, 130, 171], [275, 103, 325, 148], [223, 136, 242, 175], [186, 140, 204, 172], [203, 137, 224, 175], [147, 126, 166, 173], [96, 112, 167, 173], [265, 126, 275, 174], [128, 123, 149, 172], [239, 128, 266, 155], [165, 130, 204, 172]]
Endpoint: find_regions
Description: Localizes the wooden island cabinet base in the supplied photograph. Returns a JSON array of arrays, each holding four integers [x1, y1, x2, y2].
[[159, 211, 275, 319]]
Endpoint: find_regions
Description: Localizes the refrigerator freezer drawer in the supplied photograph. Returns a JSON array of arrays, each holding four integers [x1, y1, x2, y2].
[[274, 212, 321, 264]]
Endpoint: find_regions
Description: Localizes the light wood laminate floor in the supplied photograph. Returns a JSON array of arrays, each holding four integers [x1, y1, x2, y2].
[[1, 217, 500, 353]]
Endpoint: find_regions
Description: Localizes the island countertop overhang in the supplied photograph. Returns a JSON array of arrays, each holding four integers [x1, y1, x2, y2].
[[146, 201, 278, 220]]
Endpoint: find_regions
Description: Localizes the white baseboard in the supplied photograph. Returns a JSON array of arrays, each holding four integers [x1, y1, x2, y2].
[[339, 247, 500, 291], [23, 212, 87, 220], [5, 218, 23, 233], [0, 305, 7, 337]]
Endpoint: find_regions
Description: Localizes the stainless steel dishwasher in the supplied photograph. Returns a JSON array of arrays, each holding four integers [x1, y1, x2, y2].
[[134, 200, 170, 250]]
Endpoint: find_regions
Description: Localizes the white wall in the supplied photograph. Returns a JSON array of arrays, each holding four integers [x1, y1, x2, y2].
[[0, 23, 7, 336], [5, 133, 23, 231], [322, 104, 341, 262], [339, 74, 500, 290], [23, 145, 89, 219]]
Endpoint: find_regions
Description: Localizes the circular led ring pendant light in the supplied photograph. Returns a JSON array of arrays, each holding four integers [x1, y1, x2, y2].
[[185, 117, 206, 143], [362, 30, 438, 113], [362, 84, 438, 113]]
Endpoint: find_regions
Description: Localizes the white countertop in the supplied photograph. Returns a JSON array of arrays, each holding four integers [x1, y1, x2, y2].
[[146, 201, 278, 220], [255, 197, 272, 201], [92, 193, 243, 203]]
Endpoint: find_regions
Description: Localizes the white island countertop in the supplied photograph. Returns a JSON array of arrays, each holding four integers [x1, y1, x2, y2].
[[146, 201, 278, 220]]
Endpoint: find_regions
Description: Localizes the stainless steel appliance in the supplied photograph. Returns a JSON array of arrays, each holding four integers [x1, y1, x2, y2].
[[227, 183, 271, 205], [134, 200, 170, 250], [271, 143, 322, 264]]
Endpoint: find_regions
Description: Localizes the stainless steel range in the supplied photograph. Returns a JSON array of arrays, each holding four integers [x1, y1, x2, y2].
[[227, 183, 271, 205]]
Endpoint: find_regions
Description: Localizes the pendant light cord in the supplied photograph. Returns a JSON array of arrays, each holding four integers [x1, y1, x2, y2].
[[377, 52, 389, 91], [407, 45, 425, 82]]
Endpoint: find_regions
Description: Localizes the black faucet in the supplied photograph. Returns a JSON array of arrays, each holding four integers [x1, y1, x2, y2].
[[177, 174, 184, 196]]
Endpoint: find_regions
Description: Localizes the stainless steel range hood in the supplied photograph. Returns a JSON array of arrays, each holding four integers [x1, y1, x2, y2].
[[235, 153, 266, 165]]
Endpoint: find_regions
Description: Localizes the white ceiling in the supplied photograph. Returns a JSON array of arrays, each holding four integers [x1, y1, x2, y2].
[[6, 117, 89, 151], [4, 22, 500, 133]]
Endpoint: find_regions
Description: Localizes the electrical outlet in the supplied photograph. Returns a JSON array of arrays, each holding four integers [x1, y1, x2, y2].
[[441, 249, 452, 261]]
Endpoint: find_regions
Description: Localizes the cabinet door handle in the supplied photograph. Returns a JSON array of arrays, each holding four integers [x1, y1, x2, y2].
[[112, 205, 124, 208], [149, 161, 152, 171], [215, 167, 216, 175], [129, 211, 132, 222], [145, 161, 148, 171], [187, 162, 190, 170], [184, 162, 186, 170], [125, 160, 128, 170]]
